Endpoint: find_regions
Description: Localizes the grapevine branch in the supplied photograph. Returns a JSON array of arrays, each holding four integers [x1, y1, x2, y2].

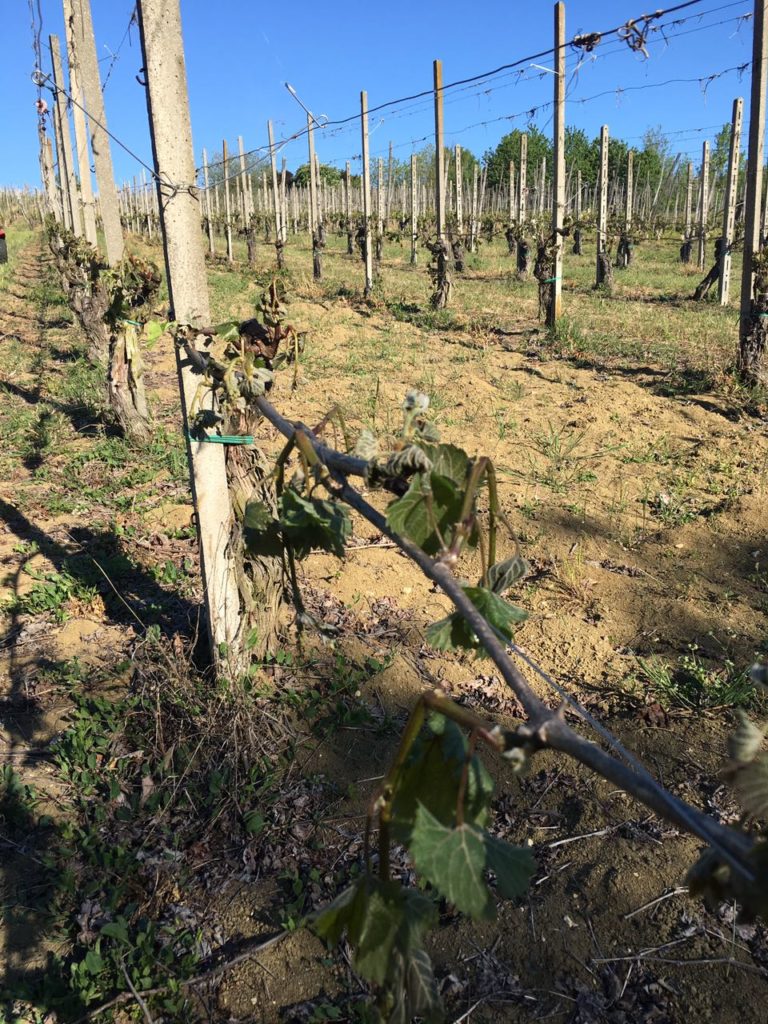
[[251, 392, 755, 882]]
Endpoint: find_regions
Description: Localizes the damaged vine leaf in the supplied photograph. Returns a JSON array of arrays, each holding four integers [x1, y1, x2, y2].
[[386, 471, 466, 556], [487, 553, 529, 595], [687, 682, 768, 918], [312, 709, 534, 1020], [427, 585, 527, 654], [243, 491, 351, 560], [312, 883, 441, 1024]]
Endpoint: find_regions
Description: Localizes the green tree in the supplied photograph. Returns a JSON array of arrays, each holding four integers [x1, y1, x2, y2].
[[564, 127, 598, 187], [292, 163, 342, 187], [483, 125, 552, 189], [411, 144, 479, 187]]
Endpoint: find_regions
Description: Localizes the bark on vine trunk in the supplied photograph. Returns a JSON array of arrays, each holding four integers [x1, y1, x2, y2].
[[226, 408, 286, 658], [107, 322, 152, 441]]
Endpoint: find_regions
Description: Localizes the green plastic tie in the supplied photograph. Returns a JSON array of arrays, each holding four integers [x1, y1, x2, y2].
[[542, 276, 561, 283], [121, 318, 142, 327], [186, 432, 254, 445]]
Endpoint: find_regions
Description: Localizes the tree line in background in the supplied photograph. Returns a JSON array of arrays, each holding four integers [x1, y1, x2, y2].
[[206, 121, 739, 196]]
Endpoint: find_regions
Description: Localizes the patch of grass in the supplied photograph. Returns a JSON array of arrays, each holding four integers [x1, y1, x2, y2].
[[4, 568, 98, 623], [638, 651, 760, 710]]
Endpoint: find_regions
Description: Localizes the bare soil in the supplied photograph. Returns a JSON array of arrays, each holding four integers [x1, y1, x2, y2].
[[1, 233, 767, 1023]]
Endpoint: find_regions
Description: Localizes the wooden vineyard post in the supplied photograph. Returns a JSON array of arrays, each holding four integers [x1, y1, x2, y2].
[[49, 34, 82, 235], [136, 0, 244, 672], [65, 0, 123, 265], [202, 148, 215, 254], [360, 91, 374, 296], [455, 145, 463, 235], [548, 0, 565, 328], [596, 124, 609, 289], [222, 139, 234, 263], [268, 120, 284, 268], [377, 156, 385, 243], [410, 153, 418, 265], [698, 140, 710, 269], [62, 5, 97, 247], [739, 0, 768, 385], [719, 97, 744, 306], [434, 59, 446, 240]]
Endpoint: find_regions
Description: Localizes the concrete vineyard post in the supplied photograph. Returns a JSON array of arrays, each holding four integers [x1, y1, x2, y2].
[[719, 97, 744, 306], [50, 95, 71, 229], [360, 90, 374, 296], [739, 0, 768, 385], [684, 162, 693, 238], [410, 153, 418, 265], [469, 166, 478, 251], [202, 148, 215, 254], [455, 145, 463, 234], [518, 133, 528, 223], [698, 140, 710, 269], [386, 141, 394, 224], [576, 169, 582, 220], [625, 150, 634, 230], [434, 60, 445, 240], [596, 124, 609, 288], [65, 0, 123, 265], [344, 159, 352, 253], [268, 120, 283, 264], [136, 0, 244, 672], [508, 160, 515, 225], [222, 139, 234, 263], [307, 115, 321, 279], [548, 0, 565, 327], [41, 133, 61, 221], [377, 157, 384, 237], [237, 136, 250, 226], [62, 2, 97, 246], [539, 157, 547, 214], [49, 35, 82, 236]]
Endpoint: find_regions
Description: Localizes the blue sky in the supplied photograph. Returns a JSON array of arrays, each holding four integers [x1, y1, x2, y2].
[[0, 0, 757, 188]]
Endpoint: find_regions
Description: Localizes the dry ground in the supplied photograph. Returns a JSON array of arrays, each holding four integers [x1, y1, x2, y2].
[[1, 223, 767, 1023]]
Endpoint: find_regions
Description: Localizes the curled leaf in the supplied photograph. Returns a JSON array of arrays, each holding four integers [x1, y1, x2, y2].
[[728, 710, 765, 764]]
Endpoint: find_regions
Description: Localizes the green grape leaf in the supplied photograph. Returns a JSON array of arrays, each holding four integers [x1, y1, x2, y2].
[[488, 555, 529, 595], [426, 586, 527, 655], [279, 489, 351, 559], [243, 499, 274, 533], [312, 880, 366, 947], [485, 834, 536, 899], [421, 443, 470, 486], [391, 715, 492, 843], [409, 804, 494, 919], [243, 499, 283, 559], [355, 887, 403, 984], [386, 472, 462, 555], [141, 319, 171, 348], [214, 320, 241, 342], [405, 947, 440, 1018], [733, 756, 768, 819]]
